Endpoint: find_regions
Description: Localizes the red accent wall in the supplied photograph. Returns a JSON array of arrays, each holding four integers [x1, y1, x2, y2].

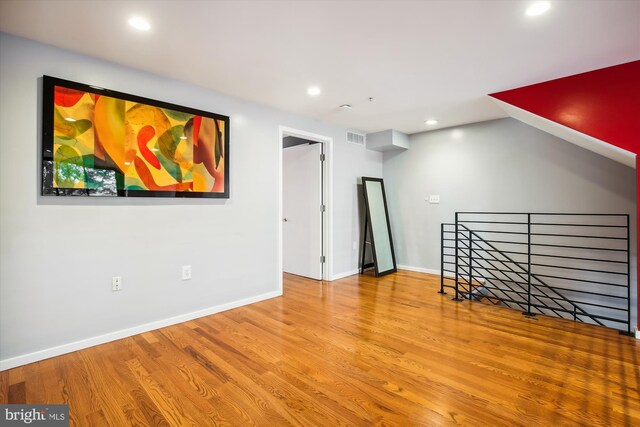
[[490, 60, 640, 334], [490, 60, 640, 154]]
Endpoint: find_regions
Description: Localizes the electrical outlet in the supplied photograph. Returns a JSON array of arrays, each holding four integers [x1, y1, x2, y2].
[[112, 276, 122, 292], [428, 195, 441, 204], [182, 265, 192, 281]]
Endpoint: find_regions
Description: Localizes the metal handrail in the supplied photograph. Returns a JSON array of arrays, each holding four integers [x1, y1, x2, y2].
[[440, 212, 631, 334], [459, 224, 603, 326], [457, 236, 568, 319]]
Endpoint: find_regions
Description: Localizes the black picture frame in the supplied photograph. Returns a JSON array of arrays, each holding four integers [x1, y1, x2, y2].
[[360, 177, 397, 277], [42, 75, 230, 198]]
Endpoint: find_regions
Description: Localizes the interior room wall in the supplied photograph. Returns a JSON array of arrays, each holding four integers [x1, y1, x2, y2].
[[0, 33, 382, 368], [382, 117, 637, 324]]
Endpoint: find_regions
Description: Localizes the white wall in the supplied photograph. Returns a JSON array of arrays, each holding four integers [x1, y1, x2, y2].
[[0, 33, 382, 368], [383, 118, 637, 324]]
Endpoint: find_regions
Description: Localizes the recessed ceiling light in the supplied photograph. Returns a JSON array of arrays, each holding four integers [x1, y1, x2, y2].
[[339, 104, 352, 110], [307, 86, 321, 96], [526, 1, 551, 16], [425, 119, 438, 126], [128, 16, 151, 31], [124, 162, 131, 165], [64, 117, 76, 122]]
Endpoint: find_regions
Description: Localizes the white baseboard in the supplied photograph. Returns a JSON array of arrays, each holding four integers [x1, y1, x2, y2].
[[333, 266, 448, 280], [397, 265, 441, 275], [330, 269, 360, 280], [332, 266, 442, 280], [397, 265, 485, 284], [331, 267, 444, 281], [0, 290, 282, 372]]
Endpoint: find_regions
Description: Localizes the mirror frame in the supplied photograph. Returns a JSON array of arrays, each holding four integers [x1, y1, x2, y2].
[[362, 177, 397, 277]]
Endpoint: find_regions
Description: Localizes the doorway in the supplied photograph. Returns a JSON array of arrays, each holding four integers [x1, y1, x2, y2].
[[279, 127, 331, 287]]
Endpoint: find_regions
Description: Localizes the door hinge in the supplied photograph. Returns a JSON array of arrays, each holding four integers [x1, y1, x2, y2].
[[320, 204, 326, 212], [320, 255, 326, 263], [320, 153, 325, 162]]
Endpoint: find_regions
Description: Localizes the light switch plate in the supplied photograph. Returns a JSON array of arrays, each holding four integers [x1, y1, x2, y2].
[[182, 265, 192, 281]]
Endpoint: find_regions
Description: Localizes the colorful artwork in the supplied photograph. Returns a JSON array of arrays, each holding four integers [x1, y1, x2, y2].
[[42, 76, 229, 198]]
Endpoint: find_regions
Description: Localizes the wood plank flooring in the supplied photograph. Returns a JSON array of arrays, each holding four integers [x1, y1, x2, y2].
[[1, 271, 638, 426]]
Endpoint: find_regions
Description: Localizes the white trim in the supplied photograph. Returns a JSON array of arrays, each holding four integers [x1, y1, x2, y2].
[[0, 290, 281, 371], [278, 127, 284, 292], [397, 265, 485, 284], [330, 269, 360, 280], [636, 327, 640, 340], [397, 265, 441, 275], [279, 126, 333, 282], [491, 98, 636, 168]]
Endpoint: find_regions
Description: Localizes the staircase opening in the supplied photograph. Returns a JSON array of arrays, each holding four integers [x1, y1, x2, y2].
[[440, 212, 631, 334]]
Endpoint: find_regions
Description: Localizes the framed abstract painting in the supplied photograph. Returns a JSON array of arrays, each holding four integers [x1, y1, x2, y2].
[[42, 76, 230, 198]]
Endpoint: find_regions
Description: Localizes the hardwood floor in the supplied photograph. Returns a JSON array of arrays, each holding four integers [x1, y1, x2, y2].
[[1, 270, 638, 426]]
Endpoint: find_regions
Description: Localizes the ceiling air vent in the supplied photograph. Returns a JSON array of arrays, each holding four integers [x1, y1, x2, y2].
[[346, 131, 366, 146]]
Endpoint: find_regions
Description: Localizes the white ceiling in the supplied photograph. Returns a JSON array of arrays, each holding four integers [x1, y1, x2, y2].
[[1, 0, 639, 135]]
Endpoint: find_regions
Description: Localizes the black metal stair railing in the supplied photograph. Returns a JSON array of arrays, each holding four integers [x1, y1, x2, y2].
[[458, 225, 604, 326], [440, 213, 631, 334]]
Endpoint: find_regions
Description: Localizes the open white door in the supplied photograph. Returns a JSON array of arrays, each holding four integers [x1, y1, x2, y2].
[[283, 143, 323, 280]]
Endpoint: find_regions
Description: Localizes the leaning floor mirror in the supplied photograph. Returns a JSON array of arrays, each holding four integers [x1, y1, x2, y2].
[[360, 177, 397, 276]]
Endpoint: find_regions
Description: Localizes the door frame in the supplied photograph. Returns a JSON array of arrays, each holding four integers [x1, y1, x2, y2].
[[278, 126, 332, 291]]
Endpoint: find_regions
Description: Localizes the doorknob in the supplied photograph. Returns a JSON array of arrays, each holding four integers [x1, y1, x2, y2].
[[283, 218, 288, 222]]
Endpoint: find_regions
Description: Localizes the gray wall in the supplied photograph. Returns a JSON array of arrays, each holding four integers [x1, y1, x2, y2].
[[0, 33, 382, 364], [383, 118, 636, 322]]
